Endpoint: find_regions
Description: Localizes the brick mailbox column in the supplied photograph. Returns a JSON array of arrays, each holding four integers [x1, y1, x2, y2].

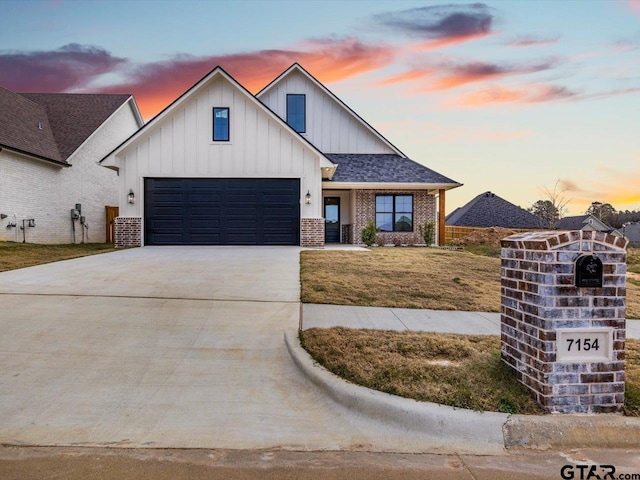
[[500, 231, 628, 414]]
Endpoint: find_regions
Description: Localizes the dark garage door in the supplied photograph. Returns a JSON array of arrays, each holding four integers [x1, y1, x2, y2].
[[144, 178, 300, 245]]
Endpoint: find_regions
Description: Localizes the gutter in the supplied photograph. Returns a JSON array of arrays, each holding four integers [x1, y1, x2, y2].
[[0, 145, 70, 167]]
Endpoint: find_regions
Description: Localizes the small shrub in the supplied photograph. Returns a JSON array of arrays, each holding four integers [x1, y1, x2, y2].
[[393, 236, 402, 247], [419, 222, 435, 245], [361, 221, 379, 247], [376, 234, 386, 247]]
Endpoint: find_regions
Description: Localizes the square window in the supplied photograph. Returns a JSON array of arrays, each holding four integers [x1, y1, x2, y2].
[[286, 94, 305, 133], [375, 194, 413, 232], [213, 107, 229, 141]]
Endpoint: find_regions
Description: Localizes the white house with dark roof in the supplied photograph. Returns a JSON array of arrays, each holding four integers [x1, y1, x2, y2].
[[102, 63, 461, 248], [556, 214, 622, 237], [0, 87, 143, 243]]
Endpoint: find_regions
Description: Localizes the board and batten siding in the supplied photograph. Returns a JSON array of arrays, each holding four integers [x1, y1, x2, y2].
[[116, 75, 322, 219], [258, 70, 395, 155]]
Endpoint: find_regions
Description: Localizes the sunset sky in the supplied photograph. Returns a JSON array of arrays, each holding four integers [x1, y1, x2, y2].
[[1, 0, 639, 214]]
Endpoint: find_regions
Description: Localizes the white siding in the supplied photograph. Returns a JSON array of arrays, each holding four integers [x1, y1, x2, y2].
[[116, 75, 323, 219], [258, 70, 395, 155], [0, 102, 140, 244]]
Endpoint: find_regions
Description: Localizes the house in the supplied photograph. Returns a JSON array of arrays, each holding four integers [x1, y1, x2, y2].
[[446, 191, 547, 229], [0, 87, 143, 243], [622, 222, 640, 247], [101, 63, 461, 248], [556, 214, 622, 237]]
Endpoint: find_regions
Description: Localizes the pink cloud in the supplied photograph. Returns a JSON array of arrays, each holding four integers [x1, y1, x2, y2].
[[449, 83, 576, 107], [97, 37, 394, 118], [505, 35, 561, 48]]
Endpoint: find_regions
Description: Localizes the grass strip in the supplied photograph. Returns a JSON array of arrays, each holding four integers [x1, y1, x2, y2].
[[300, 328, 640, 416], [0, 242, 117, 272]]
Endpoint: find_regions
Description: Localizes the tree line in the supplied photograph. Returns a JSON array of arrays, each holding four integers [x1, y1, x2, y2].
[[529, 200, 640, 229]]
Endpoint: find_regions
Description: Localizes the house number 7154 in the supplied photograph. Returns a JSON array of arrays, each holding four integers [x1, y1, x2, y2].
[[566, 338, 599, 352]]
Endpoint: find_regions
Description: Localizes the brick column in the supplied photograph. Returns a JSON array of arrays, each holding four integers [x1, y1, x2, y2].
[[501, 230, 627, 414], [114, 217, 142, 248], [301, 218, 324, 247]]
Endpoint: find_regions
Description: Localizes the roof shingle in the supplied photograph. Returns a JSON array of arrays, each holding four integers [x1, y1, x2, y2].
[[0, 87, 132, 165], [324, 153, 459, 185], [446, 191, 547, 229], [20, 93, 132, 161]]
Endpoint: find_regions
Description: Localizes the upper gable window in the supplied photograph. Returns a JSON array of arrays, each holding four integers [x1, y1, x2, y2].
[[286, 94, 305, 133], [213, 107, 230, 141]]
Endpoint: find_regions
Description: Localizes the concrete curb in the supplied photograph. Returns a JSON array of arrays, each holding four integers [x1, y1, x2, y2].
[[284, 330, 508, 452], [286, 331, 640, 451], [503, 414, 640, 450]]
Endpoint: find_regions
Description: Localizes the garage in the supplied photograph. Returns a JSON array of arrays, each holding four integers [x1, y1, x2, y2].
[[144, 178, 300, 245]]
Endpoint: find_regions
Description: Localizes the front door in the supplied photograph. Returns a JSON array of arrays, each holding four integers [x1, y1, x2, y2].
[[324, 197, 340, 243]]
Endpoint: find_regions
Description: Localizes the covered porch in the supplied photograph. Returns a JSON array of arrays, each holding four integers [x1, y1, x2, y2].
[[321, 187, 449, 246]]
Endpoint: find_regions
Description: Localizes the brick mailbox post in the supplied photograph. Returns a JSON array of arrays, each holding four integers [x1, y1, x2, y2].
[[500, 231, 628, 414]]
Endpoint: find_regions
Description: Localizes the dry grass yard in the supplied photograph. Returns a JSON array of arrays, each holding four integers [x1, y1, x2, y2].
[[0, 242, 116, 272], [301, 328, 640, 416], [301, 248, 501, 312], [301, 248, 640, 318]]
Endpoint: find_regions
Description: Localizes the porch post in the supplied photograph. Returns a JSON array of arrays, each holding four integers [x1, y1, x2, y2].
[[438, 189, 446, 246]]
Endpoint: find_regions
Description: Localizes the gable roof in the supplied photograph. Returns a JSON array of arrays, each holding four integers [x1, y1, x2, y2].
[[20, 93, 138, 161], [555, 215, 590, 230], [556, 214, 614, 232], [0, 87, 139, 166], [257, 63, 405, 157], [446, 191, 547, 228], [102, 65, 334, 171], [324, 153, 460, 187], [0, 86, 64, 165]]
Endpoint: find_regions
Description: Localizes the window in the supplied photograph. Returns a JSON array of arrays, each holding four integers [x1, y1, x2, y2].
[[213, 107, 229, 141], [375, 194, 413, 232], [286, 94, 305, 133]]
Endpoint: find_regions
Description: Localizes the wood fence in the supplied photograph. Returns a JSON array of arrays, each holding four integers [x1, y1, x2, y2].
[[444, 225, 540, 244]]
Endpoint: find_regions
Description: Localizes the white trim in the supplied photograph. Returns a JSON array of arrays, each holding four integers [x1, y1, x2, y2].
[[68, 97, 143, 165], [106, 67, 332, 170], [322, 181, 462, 190], [257, 63, 405, 157]]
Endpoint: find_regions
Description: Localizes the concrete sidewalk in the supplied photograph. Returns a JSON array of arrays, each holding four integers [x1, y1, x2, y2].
[[301, 304, 640, 339]]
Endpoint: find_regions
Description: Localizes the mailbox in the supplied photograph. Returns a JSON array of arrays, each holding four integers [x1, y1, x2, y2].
[[575, 254, 603, 288]]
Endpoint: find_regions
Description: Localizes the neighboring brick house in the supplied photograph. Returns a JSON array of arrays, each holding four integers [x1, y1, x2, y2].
[[102, 63, 461, 248], [446, 191, 548, 229], [0, 87, 143, 243]]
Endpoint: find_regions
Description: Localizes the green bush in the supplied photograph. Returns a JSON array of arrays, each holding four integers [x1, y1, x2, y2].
[[361, 221, 379, 247], [419, 222, 435, 245]]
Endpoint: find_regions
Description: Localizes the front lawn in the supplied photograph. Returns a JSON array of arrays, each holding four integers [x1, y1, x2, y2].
[[301, 328, 640, 416], [301, 248, 640, 318], [301, 248, 501, 312], [0, 242, 117, 272]]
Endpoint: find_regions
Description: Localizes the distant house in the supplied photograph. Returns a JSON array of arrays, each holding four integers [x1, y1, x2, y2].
[[556, 214, 622, 237], [622, 222, 640, 246], [0, 87, 143, 243], [446, 191, 547, 229]]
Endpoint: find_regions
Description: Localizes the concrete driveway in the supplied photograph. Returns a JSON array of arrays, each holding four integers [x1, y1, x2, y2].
[[0, 247, 481, 453]]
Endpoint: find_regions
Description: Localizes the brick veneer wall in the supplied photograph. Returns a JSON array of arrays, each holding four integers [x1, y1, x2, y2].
[[353, 190, 435, 245], [301, 218, 324, 247], [501, 230, 628, 414], [115, 217, 142, 248]]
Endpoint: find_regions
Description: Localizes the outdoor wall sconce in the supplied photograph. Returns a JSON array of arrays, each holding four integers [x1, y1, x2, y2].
[[305, 190, 312, 205], [127, 189, 135, 204]]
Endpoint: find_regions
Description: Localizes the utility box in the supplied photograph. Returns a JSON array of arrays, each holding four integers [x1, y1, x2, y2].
[[500, 230, 627, 414]]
